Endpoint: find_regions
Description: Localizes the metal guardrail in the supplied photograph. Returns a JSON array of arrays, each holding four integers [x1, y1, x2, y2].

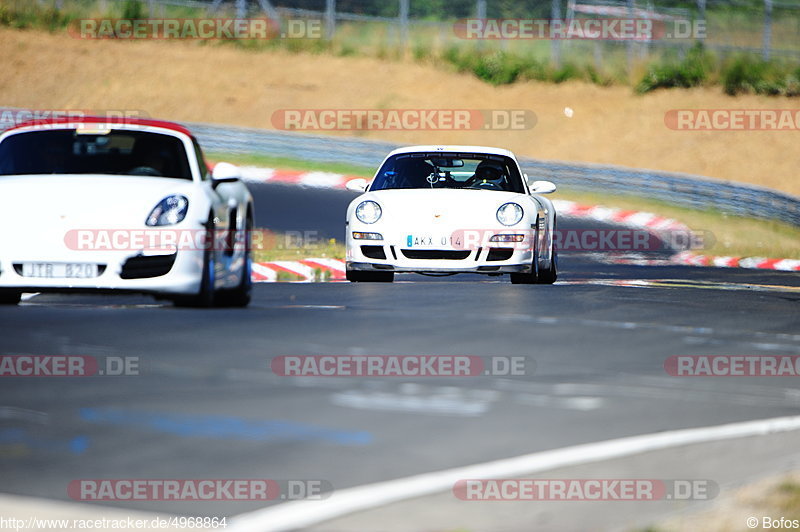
[[0, 113, 797, 226], [188, 121, 800, 227]]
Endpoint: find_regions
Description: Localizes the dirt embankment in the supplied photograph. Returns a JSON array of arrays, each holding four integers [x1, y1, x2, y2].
[[1, 27, 798, 196]]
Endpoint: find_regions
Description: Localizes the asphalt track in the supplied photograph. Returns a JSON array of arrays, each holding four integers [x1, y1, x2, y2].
[[1, 182, 799, 528]]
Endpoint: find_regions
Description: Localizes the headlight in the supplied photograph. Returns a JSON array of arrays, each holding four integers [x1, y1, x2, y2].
[[146, 195, 189, 226], [353, 232, 383, 240], [355, 201, 382, 224], [489, 234, 525, 242], [496, 203, 523, 226]]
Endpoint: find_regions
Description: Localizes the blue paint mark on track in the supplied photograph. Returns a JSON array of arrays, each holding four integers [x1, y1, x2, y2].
[[79, 407, 372, 445], [0, 428, 89, 455]]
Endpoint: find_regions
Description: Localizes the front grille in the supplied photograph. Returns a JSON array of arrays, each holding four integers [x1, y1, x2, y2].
[[120, 253, 177, 279], [360, 246, 386, 260], [401, 250, 471, 260], [486, 248, 514, 261]]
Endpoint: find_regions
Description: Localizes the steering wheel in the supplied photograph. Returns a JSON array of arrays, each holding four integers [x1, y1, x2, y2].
[[463, 175, 503, 190]]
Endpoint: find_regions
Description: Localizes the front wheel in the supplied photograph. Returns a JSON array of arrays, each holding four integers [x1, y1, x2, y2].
[[173, 215, 217, 307], [535, 250, 558, 284], [216, 215, 253, 308], [511, 217, 558, 285], [346, 270, 394, 283]]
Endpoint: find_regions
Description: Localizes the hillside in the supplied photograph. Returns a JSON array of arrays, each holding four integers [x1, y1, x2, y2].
[[1, 27, 798, 196]]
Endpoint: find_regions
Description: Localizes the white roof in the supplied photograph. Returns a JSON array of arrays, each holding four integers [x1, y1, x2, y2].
[[386, 145, 517, 159]]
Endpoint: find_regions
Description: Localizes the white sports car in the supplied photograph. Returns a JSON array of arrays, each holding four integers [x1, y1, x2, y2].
[[0, 117, 253, 307], [345, 146, 558, 284]]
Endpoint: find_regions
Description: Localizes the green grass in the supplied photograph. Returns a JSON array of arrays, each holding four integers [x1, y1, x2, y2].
[[635, 43, 714, 93], [252, 230, 345, 262], [207, 152, 374, 178]]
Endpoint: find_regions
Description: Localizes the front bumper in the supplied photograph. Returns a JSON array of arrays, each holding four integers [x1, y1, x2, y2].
[[0, 248, 204, 296], [345, 239, 535, 274]]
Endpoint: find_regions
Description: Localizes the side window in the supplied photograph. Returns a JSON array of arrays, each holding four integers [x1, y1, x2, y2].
[[192, 139, 210, 181]]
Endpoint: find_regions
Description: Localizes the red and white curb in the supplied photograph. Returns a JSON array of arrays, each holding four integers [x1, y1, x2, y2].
[[239, 166, 360, 189], [671, 251, 800, 272], [239, 166, 798, 278], [551, 200, 799, 272], [552, 199, 690, 232], [252, 258, 346, 282]]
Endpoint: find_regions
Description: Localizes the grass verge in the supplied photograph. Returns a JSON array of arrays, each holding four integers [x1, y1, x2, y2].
[[252, 230, 346, 262], [207, 152, 374, 178], [560, 188, 800, 260], [641, 472, 800, 531], [2, 0, 798, 97]]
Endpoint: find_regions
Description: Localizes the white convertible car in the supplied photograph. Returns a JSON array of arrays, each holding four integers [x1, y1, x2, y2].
[[345, 146, 558, 284], [0, 117, 253, 307]]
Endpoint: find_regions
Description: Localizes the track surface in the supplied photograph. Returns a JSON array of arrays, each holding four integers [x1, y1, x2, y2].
[[1, 183, 799, 521]]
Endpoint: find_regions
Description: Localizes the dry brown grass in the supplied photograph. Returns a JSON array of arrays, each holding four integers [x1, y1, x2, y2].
[[647, 471, 800, 532], [1, 27, 799, 196]]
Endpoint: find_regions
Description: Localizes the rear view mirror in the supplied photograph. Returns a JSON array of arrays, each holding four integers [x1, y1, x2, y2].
[[212, 162, 241, 184], [431, 158, 464, 168], [528, 179, 557, 194], [346, 178, 369, 193]]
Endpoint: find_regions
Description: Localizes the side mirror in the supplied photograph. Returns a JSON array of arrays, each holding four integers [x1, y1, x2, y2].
[[528, 179, 557, 194], [211, 162, 241, 186], [346, 178, 369, 193]]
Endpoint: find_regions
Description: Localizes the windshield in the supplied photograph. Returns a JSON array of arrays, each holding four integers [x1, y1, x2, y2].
[[370, 153, 525, 193], [0, 129, 193, 179]]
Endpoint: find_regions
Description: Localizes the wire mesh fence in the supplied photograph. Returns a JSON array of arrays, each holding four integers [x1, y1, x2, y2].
[[100, 0, 800, 66]]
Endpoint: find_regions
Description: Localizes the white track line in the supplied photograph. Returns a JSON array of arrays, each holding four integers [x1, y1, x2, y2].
[[229, 414, 800, 532]]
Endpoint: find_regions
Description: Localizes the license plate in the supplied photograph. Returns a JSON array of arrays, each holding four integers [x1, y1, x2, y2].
[[21, 263, 99, 279], [406, 235, 462, 248]]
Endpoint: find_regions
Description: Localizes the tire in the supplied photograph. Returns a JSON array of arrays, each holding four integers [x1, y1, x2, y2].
[[535, 215, 558, 284], [535, 250, 558, 284], [511, 216, 558, 285], [0, 290, 21, 305], [346, 269, 394, 283], [216, 214, 253, 308], [173, 215, 217, 307]]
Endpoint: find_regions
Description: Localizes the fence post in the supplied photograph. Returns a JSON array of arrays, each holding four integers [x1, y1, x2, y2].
[[325, 0, 335, 41], [762, 0, 773, 60], [255, 0, 280, 20], [626, 0, 635, 75], [399, 0, 409, 49], [551, 0, 561, 68], [476, 0, 487, 51]]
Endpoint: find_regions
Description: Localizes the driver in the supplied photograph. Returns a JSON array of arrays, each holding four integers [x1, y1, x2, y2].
[[128, 137, 174, 177], [470, 160, 507, 190], [398, 158, 437, 188]]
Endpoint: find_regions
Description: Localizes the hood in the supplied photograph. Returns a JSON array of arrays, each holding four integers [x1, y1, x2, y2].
[[0, 174, 197, 258], [352, 188, 531, 229]]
